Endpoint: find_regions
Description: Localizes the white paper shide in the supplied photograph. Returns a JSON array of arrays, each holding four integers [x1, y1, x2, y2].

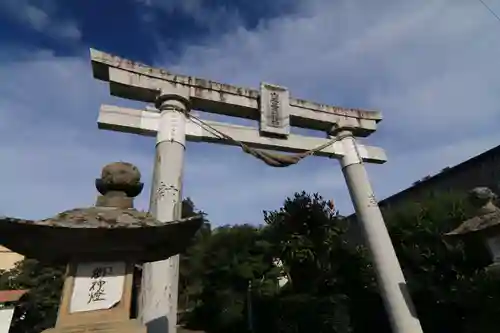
[[0, 307, 15, 333], [69, 262, 126, 313]]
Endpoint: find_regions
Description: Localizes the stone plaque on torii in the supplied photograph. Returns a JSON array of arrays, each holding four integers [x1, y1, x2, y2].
[[89, 49, 424, 333]]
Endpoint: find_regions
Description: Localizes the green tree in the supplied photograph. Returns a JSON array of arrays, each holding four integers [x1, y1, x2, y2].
[[179, 197, 212, 315], [261, 192, 365, 333], [5, 190, 500, 333], [180, 192, 385, 333], [0, 259, 65, 333], [181, 224, 278, 333], [383, 191, 500, 332]]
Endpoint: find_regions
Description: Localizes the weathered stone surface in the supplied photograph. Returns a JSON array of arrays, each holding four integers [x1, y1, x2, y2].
[[16, 207, 166, 228], [446, 210, 500, 235], [96, 162, 143, 199], [0, 212, 201, 229], [90, 48, 382, 137], [446, 187, 500, 236], [468, 187, 497, 208], [101, 162, 141, 186], [42, 319, 146, 333], [3, 161, 203, 333], [0, 161, 203, 263], [0, 214, 203, 262]]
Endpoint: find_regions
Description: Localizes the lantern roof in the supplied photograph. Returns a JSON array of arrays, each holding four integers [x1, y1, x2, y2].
[[0, 162, 203, 263]]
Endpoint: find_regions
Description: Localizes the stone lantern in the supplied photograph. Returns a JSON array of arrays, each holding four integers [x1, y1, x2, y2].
[[446, 187, 500, 274], [0, 162, 203, 333]]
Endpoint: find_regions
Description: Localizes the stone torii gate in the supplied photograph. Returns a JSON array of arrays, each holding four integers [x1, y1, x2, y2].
[[89, 49, 423, 333]]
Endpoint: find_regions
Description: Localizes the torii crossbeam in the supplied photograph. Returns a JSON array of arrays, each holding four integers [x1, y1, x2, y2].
[[98, 105, 387, 163], [89, 48, 423, 333]]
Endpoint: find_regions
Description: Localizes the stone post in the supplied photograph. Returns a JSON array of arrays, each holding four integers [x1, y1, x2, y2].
[[140, 94, 190, 333], [0, 161, 203, 333], [46, 162, 146, 333], [332, 125, 423, 333]]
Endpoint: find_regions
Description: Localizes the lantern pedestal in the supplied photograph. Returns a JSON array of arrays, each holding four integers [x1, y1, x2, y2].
[[42, 261, 144, 333], [43, 319, 145, 333]]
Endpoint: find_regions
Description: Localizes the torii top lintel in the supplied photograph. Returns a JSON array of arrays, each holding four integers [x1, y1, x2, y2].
[[90, 48, 382, 137]]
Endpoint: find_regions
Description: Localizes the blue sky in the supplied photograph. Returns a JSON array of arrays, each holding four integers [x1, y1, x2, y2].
[[1, 0, 500, 226]]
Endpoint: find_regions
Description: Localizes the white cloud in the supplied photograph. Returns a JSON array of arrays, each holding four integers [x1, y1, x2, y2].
[[134, 0, 243, 32], [1, 0, 500, 226], [23, 5, 49, 31], [159, 0, 500, 217], [0, 0, 81, 41], [0, 48, 342, 225]]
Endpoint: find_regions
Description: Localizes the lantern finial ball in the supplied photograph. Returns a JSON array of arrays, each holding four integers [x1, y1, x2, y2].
[[101, 162, 141, 185], [468, 187, 497, 208], [96, 162, 143, 198]]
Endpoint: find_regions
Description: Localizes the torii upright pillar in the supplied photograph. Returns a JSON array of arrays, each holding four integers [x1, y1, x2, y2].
[[89, 48, 424, 333], [140, 95, 190, 333]]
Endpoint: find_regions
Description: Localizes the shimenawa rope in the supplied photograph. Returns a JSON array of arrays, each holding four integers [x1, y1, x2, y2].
[[187, 112, 350, 168]]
